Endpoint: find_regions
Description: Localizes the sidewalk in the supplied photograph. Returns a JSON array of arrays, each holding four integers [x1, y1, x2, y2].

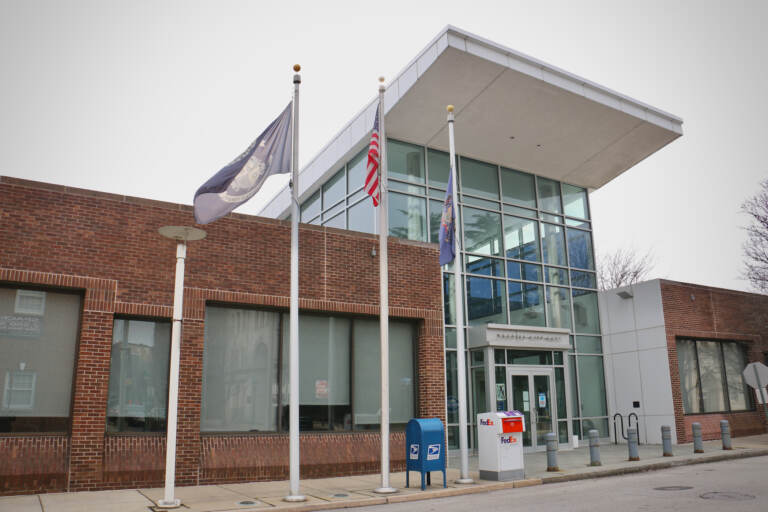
[[2, 435, 767, 512]]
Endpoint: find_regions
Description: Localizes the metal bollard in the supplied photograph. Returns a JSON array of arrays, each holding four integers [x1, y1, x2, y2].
[[720, 420, 732, 450], [588, 429, 601, 466], [692, 422, 704, 453], [545, 432, 560, 471], [661, 425, 673, 457], [627, 427, 639, 461]]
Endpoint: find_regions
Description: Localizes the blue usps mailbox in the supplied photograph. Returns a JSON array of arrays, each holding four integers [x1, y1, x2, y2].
[[405, 418, 446, 490]]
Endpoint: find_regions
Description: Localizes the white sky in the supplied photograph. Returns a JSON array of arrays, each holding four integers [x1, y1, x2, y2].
[[1, 0, 766, 292]]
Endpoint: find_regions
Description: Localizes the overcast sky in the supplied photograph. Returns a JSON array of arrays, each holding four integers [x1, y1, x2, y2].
[[1, 0, 766, 292]]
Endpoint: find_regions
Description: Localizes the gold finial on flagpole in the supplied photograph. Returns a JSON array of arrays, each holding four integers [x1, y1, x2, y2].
[[379, 76, 385, 83], [293, 64, 301, 72], [447, 105, 455, 113]]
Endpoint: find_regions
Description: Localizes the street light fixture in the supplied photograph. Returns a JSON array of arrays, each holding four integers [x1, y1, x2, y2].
[[157, 225, 206, 509]]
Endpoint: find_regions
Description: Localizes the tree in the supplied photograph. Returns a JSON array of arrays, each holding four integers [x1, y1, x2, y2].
[[597, 248, 655, 291], [742, 179, 768, 293]]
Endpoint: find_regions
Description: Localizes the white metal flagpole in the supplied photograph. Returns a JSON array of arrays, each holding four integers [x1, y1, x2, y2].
[[285, 64, 306, 503], [447, 105, 474, 484], [374, 77, 397, 494]]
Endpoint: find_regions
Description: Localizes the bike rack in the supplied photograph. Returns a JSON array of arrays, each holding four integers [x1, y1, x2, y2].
[[613, 412, 640, 444]]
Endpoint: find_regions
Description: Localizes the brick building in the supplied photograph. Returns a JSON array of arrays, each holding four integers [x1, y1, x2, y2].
[[1, 25, 697, 496], [0, 176, 444, 495], [600, 279, 768, 445]]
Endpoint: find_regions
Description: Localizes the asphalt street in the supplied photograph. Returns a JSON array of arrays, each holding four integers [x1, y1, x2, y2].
[[335, 455, 768, 512]]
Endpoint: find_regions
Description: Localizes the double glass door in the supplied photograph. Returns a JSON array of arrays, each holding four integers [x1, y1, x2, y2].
[[506, 368, 556, 450]]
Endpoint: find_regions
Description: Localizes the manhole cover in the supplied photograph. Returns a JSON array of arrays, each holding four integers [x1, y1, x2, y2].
[[238, 500, 257, 505], [700, 492, 755, 501], [333, 493, 349, 498], [654, 486, 693, 491]]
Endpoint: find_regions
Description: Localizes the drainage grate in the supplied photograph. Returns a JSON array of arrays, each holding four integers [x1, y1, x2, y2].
[[654, 486, 693, 491], [238, 500, 257, 505], [700, 492, 755, 501], [333, 493, 349, 498]]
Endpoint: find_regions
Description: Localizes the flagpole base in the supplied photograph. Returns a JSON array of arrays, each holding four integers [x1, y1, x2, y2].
[[454, 478, 475, 485], [283, 495, 307, 503], [156, 498, 181, 508], [373, 487, 398, 494]]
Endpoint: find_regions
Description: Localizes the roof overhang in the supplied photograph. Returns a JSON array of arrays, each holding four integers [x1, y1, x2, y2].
[[260, 26, 682, 219]]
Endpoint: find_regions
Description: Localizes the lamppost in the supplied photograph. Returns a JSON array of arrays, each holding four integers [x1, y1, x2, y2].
[[157, 226, 206, 509]]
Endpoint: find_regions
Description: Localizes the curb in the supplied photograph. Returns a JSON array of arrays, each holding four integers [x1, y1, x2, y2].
[[260, 447, 768, 512], [539, 447, 768, 484]]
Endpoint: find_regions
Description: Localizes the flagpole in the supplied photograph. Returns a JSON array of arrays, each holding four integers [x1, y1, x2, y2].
[[448, 105, 473, 484], [285, 64, 306, 503], [372, 77, 397, 495]]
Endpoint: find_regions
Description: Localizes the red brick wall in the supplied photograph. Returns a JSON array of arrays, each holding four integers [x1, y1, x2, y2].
[[0, 177, 445, 494], [661, 280, 768, 443]]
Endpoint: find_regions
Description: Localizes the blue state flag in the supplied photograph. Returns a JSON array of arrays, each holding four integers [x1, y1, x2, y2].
[[438, 171, 455, 265], [194, 102, 293, 224]]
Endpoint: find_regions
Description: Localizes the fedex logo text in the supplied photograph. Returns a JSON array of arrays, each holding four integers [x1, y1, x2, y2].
[[500, 436, 517, 444], [480, 419, 494, 426]]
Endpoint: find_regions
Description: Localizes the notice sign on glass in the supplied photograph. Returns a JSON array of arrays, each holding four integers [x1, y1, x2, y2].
[[315, 379, 328, 399], [0, 315, 42, 337]]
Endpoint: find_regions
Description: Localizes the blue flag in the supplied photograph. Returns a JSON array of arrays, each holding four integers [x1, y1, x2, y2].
[[194, 102, 293, 224], [438, 171, 455, 265]]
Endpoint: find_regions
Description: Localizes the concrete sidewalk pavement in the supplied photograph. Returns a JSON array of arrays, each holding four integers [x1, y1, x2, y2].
[[2, 435, 767, 512]]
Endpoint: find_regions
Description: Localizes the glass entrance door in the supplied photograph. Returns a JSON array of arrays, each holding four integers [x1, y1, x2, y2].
[[506, 368, 556, 450]]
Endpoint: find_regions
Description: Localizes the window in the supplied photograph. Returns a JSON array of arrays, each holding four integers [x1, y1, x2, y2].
[[389, 192, 427, 241], [202, 307, 281, 432], [504, 216, 540, 262], [466, 276, 506, 325], [676, 339, 752, 414], [1, 287, 81, 432], [3, 371, 36, 409], [567, 228, 595, 270], [322, 168, 346, 209], [460, 157, 499, 199], [562, 183, 589, 220], [427, 149, 450, 189], [14, 290, 46, 315], [501, 168, 536, 208], [300, 191, 321, 223], [388, 140, 425, 184], [536, 177, 562, 213], [463, 207, 502, 256], [201, 306, 416, 432], [106, 319, 171, 432]]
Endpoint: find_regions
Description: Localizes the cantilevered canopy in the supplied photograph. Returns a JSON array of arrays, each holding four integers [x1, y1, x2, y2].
[[259, 26, 682, 219]]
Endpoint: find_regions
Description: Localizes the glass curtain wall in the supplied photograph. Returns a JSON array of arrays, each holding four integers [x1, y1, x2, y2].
[[301, 139, 605, 445]]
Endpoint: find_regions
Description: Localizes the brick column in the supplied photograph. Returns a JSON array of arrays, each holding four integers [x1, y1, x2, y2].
[[174, 318, 204, 486], [68, 309, 113, 491]]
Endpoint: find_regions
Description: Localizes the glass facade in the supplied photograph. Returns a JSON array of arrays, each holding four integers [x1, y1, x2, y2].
[[300, 138, 604, 445]]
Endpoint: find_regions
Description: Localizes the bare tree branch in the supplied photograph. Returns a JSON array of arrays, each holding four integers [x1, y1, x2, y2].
[[597, 248, 655, 291], [742, 179, 768, 293]]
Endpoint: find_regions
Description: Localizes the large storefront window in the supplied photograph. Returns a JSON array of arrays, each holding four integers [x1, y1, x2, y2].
[[676, 339, 752, 414], [201, 306, 416, 432], [202, 307, 281, 432], [107, 319, 171, 432], [0, 287, 81, 432]]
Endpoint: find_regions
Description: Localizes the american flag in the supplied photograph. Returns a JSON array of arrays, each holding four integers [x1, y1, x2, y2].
[[365, 110, 380, 206]]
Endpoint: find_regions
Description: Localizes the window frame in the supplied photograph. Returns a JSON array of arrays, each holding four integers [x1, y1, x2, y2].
[[676, 337, 754, 415], [105, 315, 173, 434]]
